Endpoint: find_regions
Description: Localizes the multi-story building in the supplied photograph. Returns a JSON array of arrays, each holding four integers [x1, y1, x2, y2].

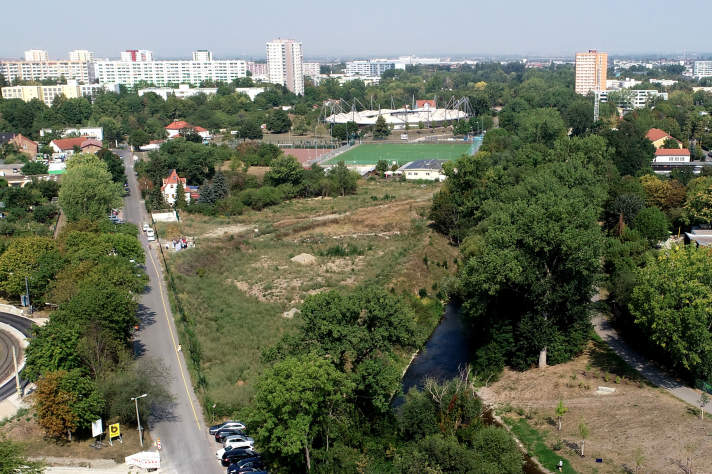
[[138, 84, 218, 100], [303, 62, 320, 80], [597, 89, 667, 110], [694, 61, 712, 78], [192, 50, 213, 62], [68, 50, 95, 62], [606, 77, 641, 90], [120, 50, 154, 62], [93, 59, 247, 87], [266, 39, 304, 95], [345, 59, 397, 76], [0, 60, 94, 83], [575, 50, 608, 95], [246, 61, 268, 80], [1, 81, 120, 106], [24, 49, 48, 61]]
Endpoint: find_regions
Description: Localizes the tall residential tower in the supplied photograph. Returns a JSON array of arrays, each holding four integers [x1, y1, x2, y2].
[[266, 39, 304, 95], [575, 50, 607, 95]]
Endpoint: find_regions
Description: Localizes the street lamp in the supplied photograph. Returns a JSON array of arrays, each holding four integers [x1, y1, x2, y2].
[[131, 393, 148, 448]]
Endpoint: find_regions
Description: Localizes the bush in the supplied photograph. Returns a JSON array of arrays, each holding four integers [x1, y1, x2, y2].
[[633, 206, 669, 245]]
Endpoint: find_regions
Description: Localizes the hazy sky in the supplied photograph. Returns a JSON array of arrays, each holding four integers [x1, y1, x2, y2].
[[1, 0, 709, 60]]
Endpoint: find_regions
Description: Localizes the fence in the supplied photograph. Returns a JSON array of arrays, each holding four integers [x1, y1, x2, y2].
[[307, 143, 359, 166]]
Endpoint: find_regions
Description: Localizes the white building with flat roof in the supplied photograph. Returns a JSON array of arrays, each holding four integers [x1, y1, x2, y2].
[[694, 61, 712, 78], [24, 49, 48, 61], [93, 59, 247, 86], [138, 84, 218, 100], [597, 89, 667, 110], [266, 39, 304, 95], [68, 50, 95, 62], [120, 50, 154, 62], [235, 87, 265, 100], [346, 59, 399, 77], [192, 50, 213, 62], [0, 60, 94, 83]]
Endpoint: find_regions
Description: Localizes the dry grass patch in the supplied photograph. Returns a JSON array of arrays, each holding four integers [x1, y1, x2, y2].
[[480, 342, 712, 473]]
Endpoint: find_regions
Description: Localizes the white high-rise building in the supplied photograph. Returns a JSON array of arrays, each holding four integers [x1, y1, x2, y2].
[[24, 49, 49, 61], [575, 50, 608, 95], [68, 50, 95, 62], [192, 50, 213, 62], [120, 50, 153, 62], [694, 61, 712, 78], [266, 39, 304, 95], [93, 59, 247, 86]]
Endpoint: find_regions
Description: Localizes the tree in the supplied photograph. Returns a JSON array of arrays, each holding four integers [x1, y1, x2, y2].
[[0, 236, 57, 300], [578, 419, 589, 457], [291, 116, 309, 136], [515, 108, 566, 146], [632, 207, 669, 246], [265, 155, 304, 187], [0, 440, 44, 474], [373, 115, 390, 139], [128, 129, 150, 148], [555, 399, 567, 431], [699, 392, 709, 420], [603, 121, 655, 176], [327, 161, 358, 196], [375, 160, 389, 175], [212, 172, 228, 200], [58, 155, 122, 221], [640, 175, 686, 211], [21, 161, 48, 175], [248, 355, 354, 471], [663, 137, 680, 149], [266, 109, 292, 134], [174, 180, 187, 209], [629, 246, 712, 381]]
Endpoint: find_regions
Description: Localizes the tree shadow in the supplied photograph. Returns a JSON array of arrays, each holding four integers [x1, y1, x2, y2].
[[587, 339, 649, 385]]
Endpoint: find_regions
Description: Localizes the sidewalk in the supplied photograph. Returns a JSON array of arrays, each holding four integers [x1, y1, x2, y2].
[[592, 313, 712, 414]]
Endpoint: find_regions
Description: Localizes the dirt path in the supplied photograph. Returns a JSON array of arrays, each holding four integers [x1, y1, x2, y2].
[[200, 223, 254, 239], [591, 313, 712, 413]]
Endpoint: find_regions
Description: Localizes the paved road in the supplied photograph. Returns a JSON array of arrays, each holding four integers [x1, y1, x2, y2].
[[117, 149, 220, 473], [0, 312, 32, 399], [592, 313, 712, 414]]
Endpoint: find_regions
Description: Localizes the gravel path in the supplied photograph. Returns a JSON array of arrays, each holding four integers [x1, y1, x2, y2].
[[592, 313, 712, 414]]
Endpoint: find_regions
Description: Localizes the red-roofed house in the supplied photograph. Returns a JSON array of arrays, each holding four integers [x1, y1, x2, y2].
[[646, 128, 681, 149], [9, 134, 38, 158], [654, 148, 690, 163], [49, 136, 102, 156], [415, 99, 437, 110], [161, 169, 199, 205], [165, 120, 211, 140]]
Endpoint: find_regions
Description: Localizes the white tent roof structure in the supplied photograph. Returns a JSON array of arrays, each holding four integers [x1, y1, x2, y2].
[[324, 107, 467, 126]]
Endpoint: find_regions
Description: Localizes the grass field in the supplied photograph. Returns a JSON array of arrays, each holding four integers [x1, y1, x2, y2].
[[326, 141, 479, 165]]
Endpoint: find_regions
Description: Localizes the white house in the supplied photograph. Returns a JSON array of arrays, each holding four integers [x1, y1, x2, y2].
[[397, 159, 447, 181], [164, 121, 211, 140], [161, 169, 199, 205], [654, 148, 690, 163]]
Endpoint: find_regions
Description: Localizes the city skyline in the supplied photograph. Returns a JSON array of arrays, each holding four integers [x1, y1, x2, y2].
[[1, 0, 710, 60]]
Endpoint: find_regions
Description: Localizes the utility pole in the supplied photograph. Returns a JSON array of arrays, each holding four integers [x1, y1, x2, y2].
[[24, 276, 31, 314], [131, 393, 148, 448], [12, 347, 20, 398]]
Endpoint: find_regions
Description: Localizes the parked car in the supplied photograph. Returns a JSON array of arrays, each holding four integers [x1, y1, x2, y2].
[[217, 437, 254, 458], [227, 457, 265, 474], [146, 228, 155, 241], [209, 420, 246, 435], [224, 434, 254, 445], [142, 223, 150, 233], [215, 428, 246, 443], [221, 448, 258, 466]]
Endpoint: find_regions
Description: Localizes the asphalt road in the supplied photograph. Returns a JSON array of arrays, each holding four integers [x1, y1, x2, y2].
[[117, 149, 220, 473], [0, 312, 31, 399]]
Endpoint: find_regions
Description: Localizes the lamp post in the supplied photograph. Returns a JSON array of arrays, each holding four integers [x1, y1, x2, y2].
[[131, 393, 148, 447]]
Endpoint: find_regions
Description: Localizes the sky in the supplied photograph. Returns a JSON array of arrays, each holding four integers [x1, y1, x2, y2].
[[0, 0, 709, 60]]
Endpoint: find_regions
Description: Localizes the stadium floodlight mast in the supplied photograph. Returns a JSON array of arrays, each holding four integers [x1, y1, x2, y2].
[[131, 393, 148, 447]]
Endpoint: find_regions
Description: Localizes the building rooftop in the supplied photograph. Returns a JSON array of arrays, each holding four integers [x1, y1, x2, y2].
[[646, 128, 672, 142], [165, 120, 207, 132], [398, 159, 447, 171], [655, 148, 690, 156], [51, 136, 93, 151]]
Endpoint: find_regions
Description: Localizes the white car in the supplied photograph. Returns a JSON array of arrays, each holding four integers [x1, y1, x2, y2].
[[142, 223, 150, 233], [216, 440, 254, 460], [146, 228, 155, 241], [224, 434, 254, 446]]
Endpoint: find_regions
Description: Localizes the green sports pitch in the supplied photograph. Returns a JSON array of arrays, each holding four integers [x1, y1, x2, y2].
[[325, 142, 477, 166]]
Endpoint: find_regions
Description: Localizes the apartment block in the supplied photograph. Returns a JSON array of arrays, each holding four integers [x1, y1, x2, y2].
[[192, 50, 213, 62], [266, 39, 304, 95], [345, 59, 397, 76], [303, 62, 320, 80], [93, 60, 247, 86], [24, 49, 48, 61], [1, 81, 120, 106], [68, 50, 95, 62], [120, 50, 154, 62], [0, 60, 94, 83], [575, 50, 608, 95], [694, 61, 712, 78]]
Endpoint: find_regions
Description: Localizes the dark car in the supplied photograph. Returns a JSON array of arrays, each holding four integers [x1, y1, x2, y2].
[[227, 456, 264, 474], [221, 448, 258, 466], [209, 420, 246, 435], [215, 428, 247, 443]]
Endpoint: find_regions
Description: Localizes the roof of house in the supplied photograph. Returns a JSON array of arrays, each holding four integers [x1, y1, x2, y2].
[[398, 159, 447, 171], [80, 138, 102, 149], [161, 169, 187, 191], [51, 136, 91, 151], [655, 148, 690, 156], [13, 133, 37, 145], [416, 99, 436, 109], [646, 128, 674, 142], [165, 120, 208, 133]]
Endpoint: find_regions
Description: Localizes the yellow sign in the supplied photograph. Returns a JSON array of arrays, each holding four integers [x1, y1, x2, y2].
[[109, 423, 120, 438]]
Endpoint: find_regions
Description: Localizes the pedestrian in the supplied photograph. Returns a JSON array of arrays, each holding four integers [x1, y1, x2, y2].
[[177, 344, 182, 352], [558, 460, 563, 472]]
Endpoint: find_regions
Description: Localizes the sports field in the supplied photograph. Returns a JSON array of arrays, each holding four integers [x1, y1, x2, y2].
[[325, 140, 479, 165]]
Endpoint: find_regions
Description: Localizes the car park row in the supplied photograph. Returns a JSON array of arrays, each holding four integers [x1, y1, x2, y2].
[[209, 421, 267, 473]]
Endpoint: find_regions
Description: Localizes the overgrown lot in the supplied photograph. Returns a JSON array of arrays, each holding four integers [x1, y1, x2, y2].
[[161, 180, 457, 417]]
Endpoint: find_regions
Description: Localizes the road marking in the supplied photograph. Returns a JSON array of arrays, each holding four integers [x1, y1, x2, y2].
[[146, 227, 203, 432]]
